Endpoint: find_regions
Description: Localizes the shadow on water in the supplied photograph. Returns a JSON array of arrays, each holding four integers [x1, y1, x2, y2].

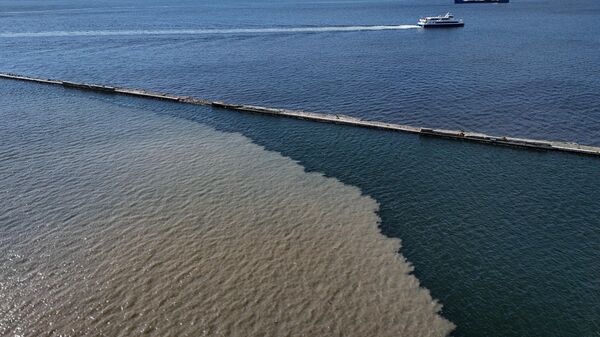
[[24, 86, 600, 337]]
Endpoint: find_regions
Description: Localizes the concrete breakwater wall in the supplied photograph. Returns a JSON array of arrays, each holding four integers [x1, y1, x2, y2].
[[2, 72, 599, 157]]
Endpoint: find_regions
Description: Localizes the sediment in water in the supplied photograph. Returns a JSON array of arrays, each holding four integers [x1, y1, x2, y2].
[[0, 88, 454, 336]]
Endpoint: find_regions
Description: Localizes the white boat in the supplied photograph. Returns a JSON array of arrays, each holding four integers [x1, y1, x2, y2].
[[418, 13, 464, 28]]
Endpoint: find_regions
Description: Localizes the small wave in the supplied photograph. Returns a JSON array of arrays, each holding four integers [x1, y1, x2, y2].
[[0, 88, 453, 336], [0, 25, 420, 38]]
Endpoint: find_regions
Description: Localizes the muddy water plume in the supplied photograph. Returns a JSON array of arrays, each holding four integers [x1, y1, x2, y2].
[[0, 88, 453, 336]]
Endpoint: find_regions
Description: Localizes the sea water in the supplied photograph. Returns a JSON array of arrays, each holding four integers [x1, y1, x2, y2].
[[0, 0, 599, 144], [0, 82, 453, 337], [1, 0, 599, 336], [2, 79, 599, 337]]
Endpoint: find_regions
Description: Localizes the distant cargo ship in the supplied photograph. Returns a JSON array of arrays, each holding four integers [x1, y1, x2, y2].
[[455, 0, 509, 3]]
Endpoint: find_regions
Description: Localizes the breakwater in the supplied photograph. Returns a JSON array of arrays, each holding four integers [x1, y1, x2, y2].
[[2, 72, 599, 157]]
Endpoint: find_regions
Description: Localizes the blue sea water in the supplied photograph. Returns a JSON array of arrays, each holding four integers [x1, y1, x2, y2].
[[1, 0, 599, 144], [1, 0, 600, 336]]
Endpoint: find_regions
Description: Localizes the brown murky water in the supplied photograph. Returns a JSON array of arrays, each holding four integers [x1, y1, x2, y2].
[[0, 88, 453, 336]]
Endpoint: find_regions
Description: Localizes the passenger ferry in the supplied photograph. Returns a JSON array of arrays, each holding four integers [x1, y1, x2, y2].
[[418, 13, 464, 28]]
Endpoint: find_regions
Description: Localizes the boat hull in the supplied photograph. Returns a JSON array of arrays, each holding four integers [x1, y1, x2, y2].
[[418, 23, 465, 28]]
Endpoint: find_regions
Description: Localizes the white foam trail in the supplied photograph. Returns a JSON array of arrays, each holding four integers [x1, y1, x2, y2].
[[0, 25, 420, 38]]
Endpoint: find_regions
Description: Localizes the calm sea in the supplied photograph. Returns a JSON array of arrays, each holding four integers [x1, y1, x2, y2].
[[1, 0, 599, 144], [1, 0, 599, 336]]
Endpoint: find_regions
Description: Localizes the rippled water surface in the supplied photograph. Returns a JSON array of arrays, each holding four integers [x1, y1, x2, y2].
[[1, 1, 600, 336], [2, 80, 599, 337], [0, 82, 453, 337], [0, 0, 599, 144]]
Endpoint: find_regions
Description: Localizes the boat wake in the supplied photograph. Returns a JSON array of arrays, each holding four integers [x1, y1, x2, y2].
[[0, 25, 420, 38]]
